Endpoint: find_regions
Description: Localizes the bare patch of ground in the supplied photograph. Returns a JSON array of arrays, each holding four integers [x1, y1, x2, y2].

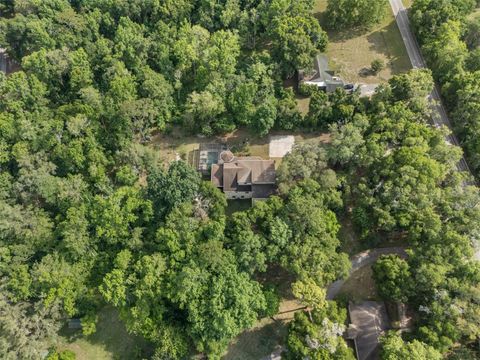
[[269, 135, 295, 158], [337, 265, 379, 302]]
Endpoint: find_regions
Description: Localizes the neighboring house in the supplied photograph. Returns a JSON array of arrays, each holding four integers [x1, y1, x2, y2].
[[346, 301, 390, 360], [299, 54, 353, 93], [211, 150, 276, 201]]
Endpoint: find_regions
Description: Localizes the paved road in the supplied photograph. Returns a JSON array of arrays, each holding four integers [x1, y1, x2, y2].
[[389, 0, 480, 259], [326, 247, 407, 300], [389, 0, 471, 174]]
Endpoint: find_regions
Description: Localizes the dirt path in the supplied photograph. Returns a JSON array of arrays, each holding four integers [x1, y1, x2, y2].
[[327, 247, 408, 300]]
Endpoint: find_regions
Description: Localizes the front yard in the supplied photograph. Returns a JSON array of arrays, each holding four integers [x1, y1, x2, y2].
[[313, 0, 411, 85]]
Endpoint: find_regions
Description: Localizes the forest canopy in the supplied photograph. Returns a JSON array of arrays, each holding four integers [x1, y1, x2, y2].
[[1, 0, 480, 359]]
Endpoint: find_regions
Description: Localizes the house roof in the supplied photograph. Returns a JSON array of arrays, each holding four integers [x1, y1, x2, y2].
[[223, 162, 241, 191], [236, 159, 276, 184], [211, 164, 223, 187], [211, 157, 276, 194], [302, 54, 345, 92], [307, 54, 334, 83]]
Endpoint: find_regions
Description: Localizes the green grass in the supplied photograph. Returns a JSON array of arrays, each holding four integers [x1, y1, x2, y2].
[[468, 7, 480, 20], [313, 0, 411, 84], [58, 307, 151, 360]]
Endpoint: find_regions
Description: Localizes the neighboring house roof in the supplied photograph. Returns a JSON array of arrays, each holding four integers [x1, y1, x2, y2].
[[300, 54, 345, 92], [347, 301, 390, 360]]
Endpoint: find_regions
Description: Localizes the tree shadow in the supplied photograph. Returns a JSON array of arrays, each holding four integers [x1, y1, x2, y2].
[[328, 26, 375, 42], [366, 19, 412, 75], [359, 67, 375, 78], [223, 320, 288, 360]]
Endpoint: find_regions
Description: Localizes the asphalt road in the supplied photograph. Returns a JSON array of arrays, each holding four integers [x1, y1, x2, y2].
[[389, 0, 471, 173]]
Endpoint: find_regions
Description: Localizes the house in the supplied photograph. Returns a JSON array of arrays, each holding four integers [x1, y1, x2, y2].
[[346, 301, 390, 360], [211, 150, 276, 201], [299, 54, 352, 93]]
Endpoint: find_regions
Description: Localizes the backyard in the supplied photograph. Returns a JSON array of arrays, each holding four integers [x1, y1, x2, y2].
[[150, 127, 331, 167]]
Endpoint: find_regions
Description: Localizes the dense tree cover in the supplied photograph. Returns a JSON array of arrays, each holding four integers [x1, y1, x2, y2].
[[1, 1, 480, 358], [0, 0, 327, 138], [380, 332, 442, 360], [306, 87, 364, 129], [323, 69, 480, 356], [286, 299, 355, 359], [372, 255, 411, 302], [0, 1, 336, 357], [226, 180, 349, 284], [410, 0, 480, 177], [326, 0, 387, 30], [0, 282, 63, 360]]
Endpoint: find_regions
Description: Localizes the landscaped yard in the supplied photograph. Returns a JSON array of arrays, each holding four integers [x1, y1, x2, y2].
[[313, 0, 411, 85], [58, 307, 150, 360]]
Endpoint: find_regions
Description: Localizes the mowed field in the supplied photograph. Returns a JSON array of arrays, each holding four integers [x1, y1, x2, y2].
[[313, 0, 411, 84]]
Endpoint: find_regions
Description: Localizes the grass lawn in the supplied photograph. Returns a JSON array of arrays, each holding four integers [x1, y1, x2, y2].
[[337, 265, 380, 302], [223, 317, 288, 360], [313, 0, 411, 85], [58, 307, 151, 360], [468, 7, 480, 20]]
